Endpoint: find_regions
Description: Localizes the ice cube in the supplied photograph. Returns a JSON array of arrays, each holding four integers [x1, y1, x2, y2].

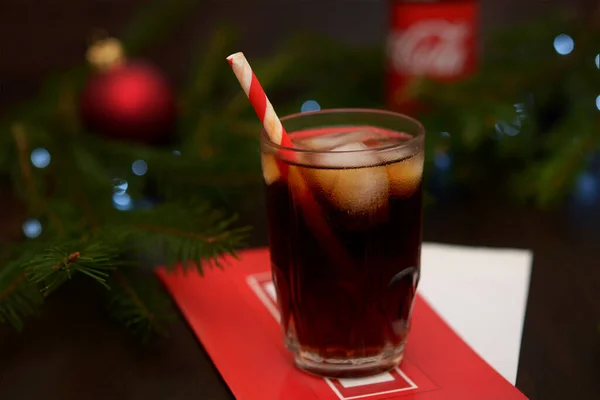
[[386, 151, 424, 198], [308, 142, 389, 215], [294, 131, 377, 151], [287, 165, 361, 269], [310, 142, 383, 168], [261, 153, 281, 185]]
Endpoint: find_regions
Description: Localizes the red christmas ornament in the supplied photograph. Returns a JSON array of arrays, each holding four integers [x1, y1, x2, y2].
[[79, 38, 176, 144]]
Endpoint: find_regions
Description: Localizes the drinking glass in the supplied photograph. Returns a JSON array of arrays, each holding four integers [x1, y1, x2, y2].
[[260, 109, 425, 378]]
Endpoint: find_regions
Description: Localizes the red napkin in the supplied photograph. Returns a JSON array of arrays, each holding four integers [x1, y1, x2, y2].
[[157, 248, 528, 400]]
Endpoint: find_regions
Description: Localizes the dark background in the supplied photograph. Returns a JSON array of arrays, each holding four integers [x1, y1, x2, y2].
[[1, 1, 600, 400], [0, 0, 596, 108]]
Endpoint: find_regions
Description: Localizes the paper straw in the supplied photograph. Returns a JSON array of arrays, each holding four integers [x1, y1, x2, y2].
[[226, 51, 357, 272], [226, 52, 293, 148]]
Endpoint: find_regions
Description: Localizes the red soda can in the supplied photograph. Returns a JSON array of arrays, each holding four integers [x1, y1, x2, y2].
[[386, 0, 479, 114]]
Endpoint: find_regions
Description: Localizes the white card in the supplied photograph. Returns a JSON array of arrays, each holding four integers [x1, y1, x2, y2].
[[418, 242, 533, 385]]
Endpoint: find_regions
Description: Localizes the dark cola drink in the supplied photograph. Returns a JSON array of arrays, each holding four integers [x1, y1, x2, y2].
[[261, 110, 425, 378]]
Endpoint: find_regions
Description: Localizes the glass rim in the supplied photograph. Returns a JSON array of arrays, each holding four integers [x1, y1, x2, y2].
[[260, 108, 425, 155]]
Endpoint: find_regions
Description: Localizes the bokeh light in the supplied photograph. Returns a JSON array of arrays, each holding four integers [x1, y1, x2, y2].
[[112, 192, 133, 211], [440, 131, 451, 137], [575, 172, 598, 205], [131, 160, 148, 176], [30, 148, 51, 169], [595, 54, 600, 69], [172, 150, 181, 156], [434, 152, 451, 170], [301, 100, 321, 113], [22, 218, 42, 238], [553, 34, 574, 55], [495, 120, 520, 137], [596, 95, 600, 111], [112, 178, 128, 194]]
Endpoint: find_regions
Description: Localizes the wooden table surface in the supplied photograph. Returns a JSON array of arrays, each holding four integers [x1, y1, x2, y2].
[[0, 188, 599, 400]]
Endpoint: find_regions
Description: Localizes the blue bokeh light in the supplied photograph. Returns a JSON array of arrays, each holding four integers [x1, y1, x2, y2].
[[575, 172, 598, 204], [112, 178, 128, 194], [495, 120, 520, 137], [440, 131, 451, 137], [596, 95, 600, 111], [434, 152, 451, 170], [172, 150, 181, 156], [22, 218, 42, 239], [30, 148, 51, 169], [132, 160, 148, 176], [301, 100, 321, 113], [596, 54, 600, 69], [553, 34, 574, 55], [112, 192, 133, 211]]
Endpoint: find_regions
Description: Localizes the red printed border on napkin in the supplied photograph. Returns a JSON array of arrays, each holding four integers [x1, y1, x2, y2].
[[247, 272, 438, 400], [157, 247, 528, 400]]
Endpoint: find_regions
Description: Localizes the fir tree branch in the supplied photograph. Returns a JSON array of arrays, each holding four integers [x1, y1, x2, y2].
[[525, 114, 600, 208], [0, 262, 44, 331], [122, 201, 251, 273], [114, 271, 153, 320], [11, 123, 39, 209], [24, 242, 123, 296], [158, 172, 261, 188], [0, 274, 25, 301], [11, 123, 66, 237], [550, 130, 599, 189], [64, 140, 113, 231], [131, 224, 229, 243], [105, 270, 174, 342]]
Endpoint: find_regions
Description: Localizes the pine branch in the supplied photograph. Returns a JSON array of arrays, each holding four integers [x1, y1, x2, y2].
[[11, 123, 41, 211], [10, 123, 67, 237], [24, 241, 125, 296], [409, 10, 600, 206], [513, 113, 600, 208], [121, 201, 251, 274], [105, 270, 174, 342], [0, 261, 44, 331], [50, 137, 115, 233]]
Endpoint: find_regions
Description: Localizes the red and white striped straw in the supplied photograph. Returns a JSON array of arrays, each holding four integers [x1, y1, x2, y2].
[[226, 52, 356, 270], [226, 52, 293, 148]]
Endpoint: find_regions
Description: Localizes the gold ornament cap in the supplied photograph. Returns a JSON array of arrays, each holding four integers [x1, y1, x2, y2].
[[86, 37, 125, 71]]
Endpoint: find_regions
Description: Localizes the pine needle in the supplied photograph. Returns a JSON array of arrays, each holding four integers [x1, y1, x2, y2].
[[24, 241, 124, 296], [105, 270, 175, 342], [0, 262, 44, 331], [121, 201, 251, 275]]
